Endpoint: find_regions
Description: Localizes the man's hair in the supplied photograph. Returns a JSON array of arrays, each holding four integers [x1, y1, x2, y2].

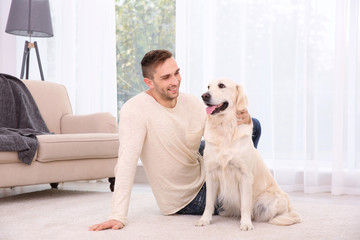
[[141, 50, 173, 79]]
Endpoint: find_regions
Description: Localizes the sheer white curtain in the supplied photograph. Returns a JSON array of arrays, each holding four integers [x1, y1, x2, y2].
[[7, 0, 117, 116], [47, 0, 117, 116], [176, 0, 360, 195]]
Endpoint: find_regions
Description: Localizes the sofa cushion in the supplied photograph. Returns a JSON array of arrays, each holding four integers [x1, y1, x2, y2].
[[0, 151, 37, 164], [36, 133, 119, 163]]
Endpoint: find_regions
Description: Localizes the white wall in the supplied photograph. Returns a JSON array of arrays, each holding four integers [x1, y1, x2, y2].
[[0, 0, 17, 76]]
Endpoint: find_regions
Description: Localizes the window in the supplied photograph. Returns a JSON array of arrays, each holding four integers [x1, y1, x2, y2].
[[115, 0, 176, 117]]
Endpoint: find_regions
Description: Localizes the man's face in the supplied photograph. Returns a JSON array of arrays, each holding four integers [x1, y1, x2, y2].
[[150, 57, 181, 103]]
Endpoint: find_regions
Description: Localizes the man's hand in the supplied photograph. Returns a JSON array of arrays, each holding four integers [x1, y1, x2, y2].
[[89, 219, 124, 231], [236, 109, 251, 125]]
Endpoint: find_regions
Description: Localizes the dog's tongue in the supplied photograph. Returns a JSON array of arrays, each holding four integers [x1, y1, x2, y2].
[[206, 105, 217, 115]]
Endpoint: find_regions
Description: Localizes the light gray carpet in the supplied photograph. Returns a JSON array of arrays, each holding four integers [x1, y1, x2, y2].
[[0, 189, 359, 240]]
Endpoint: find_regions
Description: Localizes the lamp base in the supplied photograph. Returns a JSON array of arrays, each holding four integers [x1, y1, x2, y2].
[[20, 41, 45, 81]]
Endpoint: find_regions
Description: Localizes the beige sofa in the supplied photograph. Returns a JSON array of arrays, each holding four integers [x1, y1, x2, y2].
[[0, 80, 119, 191]]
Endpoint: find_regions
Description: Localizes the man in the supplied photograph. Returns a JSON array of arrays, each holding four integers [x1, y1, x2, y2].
[[89, 50, 260, 231]]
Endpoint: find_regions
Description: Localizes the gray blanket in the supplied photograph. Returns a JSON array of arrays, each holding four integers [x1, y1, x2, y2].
[[0, 73, 51, 164]]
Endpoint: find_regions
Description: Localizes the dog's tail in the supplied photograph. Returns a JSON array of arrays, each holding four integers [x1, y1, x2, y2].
[[268, 207, 301, 226]]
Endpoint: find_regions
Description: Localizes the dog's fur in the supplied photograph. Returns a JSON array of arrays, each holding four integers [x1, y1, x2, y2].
[[195, 78, 301, 231]]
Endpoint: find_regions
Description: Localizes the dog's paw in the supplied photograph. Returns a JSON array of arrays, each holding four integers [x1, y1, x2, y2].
[[195, 219, 210, 227], [240, 222, 254, 231]]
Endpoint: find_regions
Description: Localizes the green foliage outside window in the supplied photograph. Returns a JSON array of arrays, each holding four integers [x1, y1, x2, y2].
[[115, 0, 175, 116]]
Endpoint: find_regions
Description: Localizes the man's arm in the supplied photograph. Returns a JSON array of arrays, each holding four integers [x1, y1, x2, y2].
[[89, 101, 147, 231]]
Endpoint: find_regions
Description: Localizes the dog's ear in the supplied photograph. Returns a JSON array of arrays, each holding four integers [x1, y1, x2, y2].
[[236, 85, 248, 111]]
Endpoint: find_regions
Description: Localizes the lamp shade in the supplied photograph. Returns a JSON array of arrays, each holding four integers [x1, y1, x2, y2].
[[5, 0, 53, 38]]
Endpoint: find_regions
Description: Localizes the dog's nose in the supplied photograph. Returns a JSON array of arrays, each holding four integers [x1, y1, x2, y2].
[[202, 92, 211, 101]]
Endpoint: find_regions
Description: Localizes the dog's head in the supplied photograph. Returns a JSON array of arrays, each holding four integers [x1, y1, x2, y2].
[[202, 78, 248, 115]]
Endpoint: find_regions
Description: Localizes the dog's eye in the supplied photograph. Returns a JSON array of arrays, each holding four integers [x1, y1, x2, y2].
[[207, 85, 210, 90], [218, 83, 226, 89]]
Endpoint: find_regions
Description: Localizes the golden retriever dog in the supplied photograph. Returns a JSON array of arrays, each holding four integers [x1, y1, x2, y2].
[[195, 78, 301, 231]]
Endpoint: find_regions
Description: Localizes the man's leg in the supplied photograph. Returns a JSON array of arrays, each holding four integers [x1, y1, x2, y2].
[[198, 140, 205, 156], [251, 118, 261, 148], [176, 183, 207, 215]]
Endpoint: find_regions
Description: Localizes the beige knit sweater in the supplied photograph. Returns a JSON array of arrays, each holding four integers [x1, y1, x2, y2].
[[108, 92, 207, 224]]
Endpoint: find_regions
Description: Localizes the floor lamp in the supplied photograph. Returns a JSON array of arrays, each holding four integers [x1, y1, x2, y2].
[[5, 0, 53, 81]]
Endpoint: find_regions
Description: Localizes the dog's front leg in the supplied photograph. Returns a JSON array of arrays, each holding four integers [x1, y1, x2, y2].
[[239, 174, 254, 231], [195, 171, 218, 227]]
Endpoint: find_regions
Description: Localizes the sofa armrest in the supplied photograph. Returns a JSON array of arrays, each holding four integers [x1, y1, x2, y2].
[[60, 112, 118, 134]]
